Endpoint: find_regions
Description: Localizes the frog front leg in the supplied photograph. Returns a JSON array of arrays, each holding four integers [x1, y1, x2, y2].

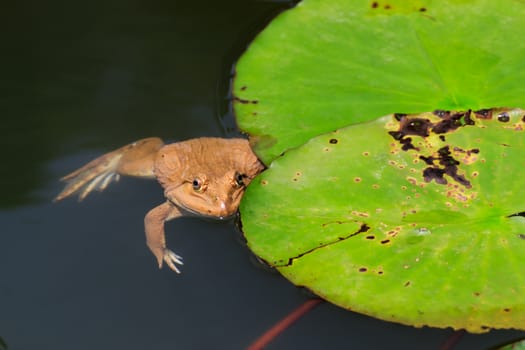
[[55, 137, 164, 201], [144, 201, 184, 273]]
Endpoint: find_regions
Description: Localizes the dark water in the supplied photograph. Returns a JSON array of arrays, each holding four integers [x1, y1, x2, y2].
[[0, 1, 523, 349]]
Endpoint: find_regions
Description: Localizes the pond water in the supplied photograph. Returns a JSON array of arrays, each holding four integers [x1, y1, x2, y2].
[[1, 0, 523, 349]]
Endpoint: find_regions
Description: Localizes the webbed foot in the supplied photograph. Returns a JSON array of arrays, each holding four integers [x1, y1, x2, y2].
[[145, 201, 185, 273], [162, 249, 184, 273], [55, 137, 164, 201]]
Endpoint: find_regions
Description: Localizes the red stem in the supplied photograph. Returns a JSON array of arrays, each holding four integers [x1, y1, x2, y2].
[[246, 298, 323, 350], [439, 330, 466, 350]]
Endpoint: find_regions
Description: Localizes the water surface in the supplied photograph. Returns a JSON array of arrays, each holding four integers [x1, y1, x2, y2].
[[1, 1, 523, 349]]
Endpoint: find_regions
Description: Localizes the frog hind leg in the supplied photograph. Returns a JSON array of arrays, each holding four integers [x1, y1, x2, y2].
[[144, 201, 184, 273], [55, 137, 164, 201]]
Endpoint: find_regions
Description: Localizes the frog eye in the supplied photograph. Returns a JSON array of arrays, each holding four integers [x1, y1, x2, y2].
[[234, 172, 246, 187], [192, 178, 204, 192]]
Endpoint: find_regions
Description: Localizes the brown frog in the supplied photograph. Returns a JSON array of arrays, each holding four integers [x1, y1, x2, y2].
[[55, 137, 265, 273]]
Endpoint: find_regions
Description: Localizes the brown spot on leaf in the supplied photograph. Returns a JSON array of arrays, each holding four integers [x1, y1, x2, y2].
[[400, 117, 432, 137], [385, 109, 516, 191], [389, 112, 477, 150], [431, 110, 474, 134], [389, 131, 403, 141], [419, 155, 434, 165], [406, 177, 417, 186], [321, 220, 355, 227], [387, 227, 401, 236], [351, 210, 369, 218], [394, 113, 407, 121], [497, 112, 510, 122], [388, 129, 418, 151], [422, 146, 471, 188], [474, 109, 493, 119], [433, 110, 450, 118], [233, 96, 258, 104]]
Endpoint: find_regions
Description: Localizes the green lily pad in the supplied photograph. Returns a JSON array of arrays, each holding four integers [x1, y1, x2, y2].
[[496, 338, 525, 350], [0, 336, 7, 350], [233, 0, 525, 164], [240, 108, 525, 332]]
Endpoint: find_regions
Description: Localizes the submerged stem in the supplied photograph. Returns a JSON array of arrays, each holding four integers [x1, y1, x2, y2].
[[246, 298, 323, 350]]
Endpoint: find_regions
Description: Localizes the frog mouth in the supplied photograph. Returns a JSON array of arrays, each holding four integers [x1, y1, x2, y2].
[[167, 198, 234, 220]]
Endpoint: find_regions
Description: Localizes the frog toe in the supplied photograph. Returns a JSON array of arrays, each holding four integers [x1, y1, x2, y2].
[[55, 152, 123, 201], [163, 249, 184, 273]]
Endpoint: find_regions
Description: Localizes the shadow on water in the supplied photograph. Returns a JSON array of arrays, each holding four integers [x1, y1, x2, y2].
[[1, 1, 524, 349]]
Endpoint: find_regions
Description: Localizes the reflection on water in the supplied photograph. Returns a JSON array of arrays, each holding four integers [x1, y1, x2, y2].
[[1, 0, 523, 349]]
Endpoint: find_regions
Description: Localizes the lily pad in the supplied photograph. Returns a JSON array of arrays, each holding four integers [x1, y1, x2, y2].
[[233, 0, 525, 164], [240, 108, 525, 331], [496, 338, 525, 350]]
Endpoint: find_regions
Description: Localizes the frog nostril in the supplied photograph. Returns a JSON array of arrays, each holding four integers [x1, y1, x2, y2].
[[214, 196, 229, 216]]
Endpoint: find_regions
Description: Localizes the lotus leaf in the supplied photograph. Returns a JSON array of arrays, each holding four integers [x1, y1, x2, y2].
[[241, 108, 525, 331], [234, 0, 525, 163]]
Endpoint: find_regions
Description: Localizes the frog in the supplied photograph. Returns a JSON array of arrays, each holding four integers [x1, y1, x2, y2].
[[55, 137, 265, 273]]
